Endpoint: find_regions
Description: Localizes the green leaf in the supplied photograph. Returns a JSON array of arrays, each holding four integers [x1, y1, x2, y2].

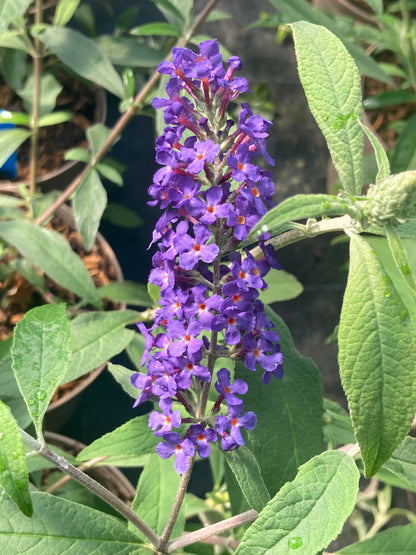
[[53, 0, 81, 26], [290, 21, 364, 195], [37, 26, 126, 99], [363, 89, 416, 109], [375, 437, 416, 493], [0, 128, 31, 168], [130, 22, 181, 37], [338, 233, 416, 476], [259, 269, 303, 303], [99, 281, 153, 307], [96, 163, 123, 186], [250, 193, 356, 240], [95, 35, 164, 68], [323, 398, 355, 447], [0, 0, 32, 31], [236, 307, 324, 497], [0, 31, 29, 51], [11, 304, 71, 436], [66, 310, 137, 383], [130, 453, 185, 540], [224, 447, 270, 512], [126, 332, 145, 371], [72, 169, 107, 251], [20, 72, 62, 117], [147, 283, 161, 306], [358, 119, 390, 183], [64, 147, 89, 163], [236, 451, 360, 555], [390, 113, 416, 173], [0, 400, 32, 517], [0, 110, 30, 126], [385, 225, 416, 299], [37, 111, 72, 127], [86, 123, 111, 156], [0, 491, 144, 553], [151, 0, 186, 28], [103, 203, 144, 228], [0, 221, 102, 307], [337, 522, 416, 553], [76, 415, 158, 463], [0, 338, 31, 429], [107, 362, 138, 399]]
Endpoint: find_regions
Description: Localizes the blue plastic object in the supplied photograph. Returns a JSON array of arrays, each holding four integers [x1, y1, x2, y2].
[[0, 110, 18, 179]]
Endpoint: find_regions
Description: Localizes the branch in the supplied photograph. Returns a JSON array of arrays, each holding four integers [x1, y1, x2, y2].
[[166, 509, 258, 552], [20, 429, 161, 549], [35, 0, 221, 226], [29, 0, 43, 196]]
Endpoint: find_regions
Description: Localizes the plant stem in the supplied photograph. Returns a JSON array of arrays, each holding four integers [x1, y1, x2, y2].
[[28, 0, 43, 196], [20, 429, 162, 549], [250, 215, 358, 257], [166, 509, 258, 552], [34, 0, 220, 226], [158, 457, 195, 551]]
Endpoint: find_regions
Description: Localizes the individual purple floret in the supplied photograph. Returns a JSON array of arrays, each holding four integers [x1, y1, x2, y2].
[[131, 39, 284, 474]]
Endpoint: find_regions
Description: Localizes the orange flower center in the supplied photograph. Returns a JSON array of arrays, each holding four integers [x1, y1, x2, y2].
[[193, 244, 201, 252], [228, 318, 236, 325], [237, 215, 246, 225]]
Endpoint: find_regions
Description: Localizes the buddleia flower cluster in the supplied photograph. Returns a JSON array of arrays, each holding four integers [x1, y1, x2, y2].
[[131, 39, 284, 474]]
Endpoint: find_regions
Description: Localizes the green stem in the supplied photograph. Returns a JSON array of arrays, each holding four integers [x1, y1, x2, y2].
[[34, 0, 221, 226], [20, 429, 162, 549], [249, 215, 358, 257], [166, 509, 258, 553], [28, 0, 43, 196]]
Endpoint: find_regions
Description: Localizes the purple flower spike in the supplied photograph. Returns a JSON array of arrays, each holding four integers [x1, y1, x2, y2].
[[157, 433, 195, 474], [215, 368, 248, 405], [174, 224, 219, 270]]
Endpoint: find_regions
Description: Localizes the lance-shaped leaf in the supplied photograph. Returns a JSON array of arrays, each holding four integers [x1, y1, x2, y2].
[[337, 522, 416, 554], [224, 446, 270, 512], [0, 338, 31, 429], [0, 128, 31, 169], [76, 415, 159, 465], [374, 437, 416, 493], [249, 194, 357, 240], [338, 233, 416, 476], [0, 491, 144, 553], [290, 21, 364, 195], [259, 269, 303, 303], [72, 169, 107, 251], [0, 0, 32, 31], [0, 400, 32, 517], [66, 310, 137, 383], [99, 281, 153, 307], [0, 221, 101, 307], [358, 119, 390, 183], [37, 26, 126, 99], [236, 450, 359, 555], [129, 453, 185, 541], [11, 304, 71, 436], [235, 307, 324, 498]]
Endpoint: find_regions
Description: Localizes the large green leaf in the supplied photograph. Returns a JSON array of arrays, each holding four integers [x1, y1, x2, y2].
[[0, 0, 32, 31], [0, 491, 144, 553], [291, 21, 364, 195], [0, 221, 101, 307], [53, 0, 81, 26], [338, 233, 416, 476], [95, 35, 164, 68], [0, 400, 32, 517], [249, 194, 357, 240], [66, 310, 137, 383], [107, 362, 138, 399], [259, 269, 303, 303], [390, 113, 416, 173], [323, 398, 355, 447], [11, 304, 71, 436], [19, 72, 62, 117], [37, 26, 126, 99], [0, 338, 31, 429], [129, 453, 184, 541], [235, 307, 324, 497], [337, 523, 416, 553], [236, 450, 360, 555], [0, 128, 31, 169], [76, 415, 158, 464], [375, 437, 416, 493], [72, 169, 107, 251], [224, 447, 270, 512], [99, 281, 153, 307]]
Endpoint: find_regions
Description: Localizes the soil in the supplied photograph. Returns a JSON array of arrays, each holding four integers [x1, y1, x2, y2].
[[0, 209, 121, 403], [0, 72, 98, 181]]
